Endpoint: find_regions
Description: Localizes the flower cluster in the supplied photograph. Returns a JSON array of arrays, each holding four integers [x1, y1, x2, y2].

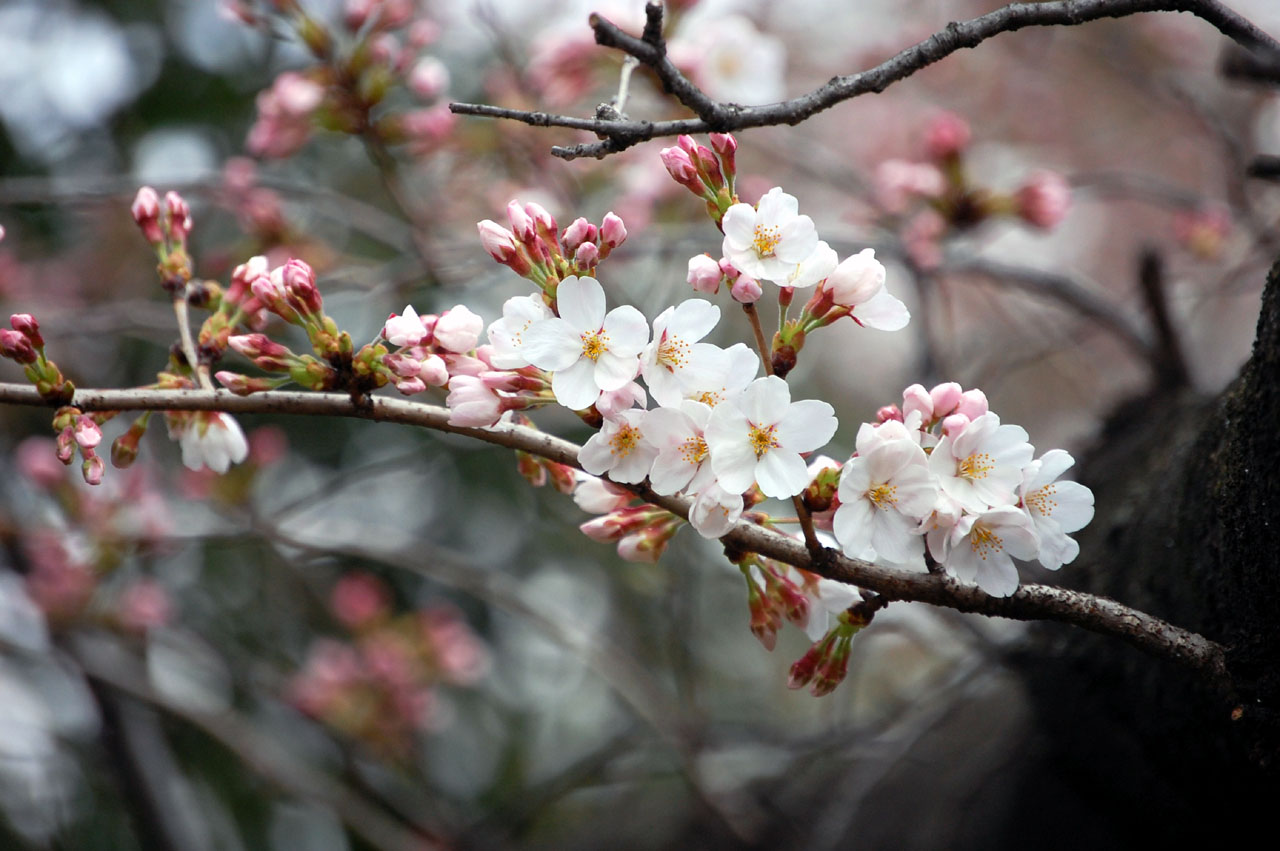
[[831, 382, 1095, 596], [288, 572, 489, 756], [242, 0, 454, 160], [872, 112, 1072, 267]]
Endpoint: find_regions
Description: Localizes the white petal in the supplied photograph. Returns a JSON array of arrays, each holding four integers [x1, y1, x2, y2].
[[833, 497, 875, 555], [755, 449, 810, 499], [552, 359, 600, 410], [601, 305, 650, 356], [775, 399, 837, 452], [854, 289, 910, 331], [556, 276, 605, 330], [521, 318, 582, 371]]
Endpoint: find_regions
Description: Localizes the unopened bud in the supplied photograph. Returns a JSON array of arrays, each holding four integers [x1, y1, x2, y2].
[[81, 452, 105, 486], [600, 212, 627, 249]]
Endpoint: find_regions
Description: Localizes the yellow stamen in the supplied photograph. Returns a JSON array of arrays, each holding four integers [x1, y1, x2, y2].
[[610, 423, 640, 457], [748, 423, 779, 458], [1023, 484, 1058, 517], [580, 330, 609, 362], [958, 452, 995, 481], [969, 523, 1004, 561], [867, 483, 898, 509], [679, 435, 708, 466], [752, 224, 782, 257]]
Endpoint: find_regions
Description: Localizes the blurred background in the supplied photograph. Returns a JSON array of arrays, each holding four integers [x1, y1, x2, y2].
[[0, 0, 1278, 848]]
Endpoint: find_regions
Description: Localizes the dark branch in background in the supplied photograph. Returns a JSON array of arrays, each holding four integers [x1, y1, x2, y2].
[[0, 382, 1229, 694], [1137, 248, 1192, 390], [1247, 155, 1280, 182], [449, 0, 1280, 159]]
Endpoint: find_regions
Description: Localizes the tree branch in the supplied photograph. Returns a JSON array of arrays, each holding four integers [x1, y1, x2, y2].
[[449, 0, 1280, 160], [0, 381, 1229, 691]]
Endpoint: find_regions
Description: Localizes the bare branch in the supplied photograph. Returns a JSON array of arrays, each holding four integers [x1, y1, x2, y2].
[[0, 381, 1229, 690], [449, 0, 1280, 160]]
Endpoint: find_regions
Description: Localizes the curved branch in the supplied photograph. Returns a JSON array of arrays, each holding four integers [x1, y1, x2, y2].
[[0, 381, 1229, 690], [449, 0, 1280, 160]]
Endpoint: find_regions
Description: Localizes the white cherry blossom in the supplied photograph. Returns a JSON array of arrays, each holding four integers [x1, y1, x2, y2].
[[942, 506, 1040, 596], [928, 411, 1034, 513], [705, 375, 838, 499], [578, 409, 658, 484], [1020, 449, 1095, 570], [521, 276, 649, 410], [487, 294, 552, 369], [721, 187, 819, 286], [641, 298, 724, 407], [680, 342, 759, 408], [688, 482, 744, 539], [643, 400, 715, 496], [173, 412, 249, 474], [823, 249, 909, 331], [833, 425, 937, 568]]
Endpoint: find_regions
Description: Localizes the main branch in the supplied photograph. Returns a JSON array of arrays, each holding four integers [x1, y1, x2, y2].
[[0, 381, 1229, 690], [450, 0, 1280, 159]]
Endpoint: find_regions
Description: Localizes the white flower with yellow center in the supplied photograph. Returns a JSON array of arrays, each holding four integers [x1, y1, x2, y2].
[[643, 400, 715, 496], [833, 423, 937, 568], [487, 294, 553, 369], [578, 410, 657, 485], [721, 187, 820, 286], [521, 276, 649, 411], [942, 506, 1040, 596], [1019, 449, 1095, 570], [705, 375, 837, 499], [928, 411, 1033, 513], [641, 299, 723, 407]]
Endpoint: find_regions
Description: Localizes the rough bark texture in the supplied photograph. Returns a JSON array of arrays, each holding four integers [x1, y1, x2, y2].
[[999, 254, 1280, 845]]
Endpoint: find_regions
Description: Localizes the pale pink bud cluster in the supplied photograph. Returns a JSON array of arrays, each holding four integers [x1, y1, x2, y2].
[[574, 478, 682, 564], [379, 304, 489, 396], [660, 134, 735, 205], [246, 71, 326, 159], [131, 187, 194, 251], [289, 587, 488, 752], [477, 203, 628, 283]]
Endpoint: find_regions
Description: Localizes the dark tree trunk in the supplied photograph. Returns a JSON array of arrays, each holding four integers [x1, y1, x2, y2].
[[999, 254, 1280, 846]]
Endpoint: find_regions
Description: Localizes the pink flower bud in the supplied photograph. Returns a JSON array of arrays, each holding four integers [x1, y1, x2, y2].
[[418, 353, 449, 386], [393, 376, 427, 395], [731, 274, 762, 303], [709, 132, 737, 166], [929, 382, 963, 418], [74, 415, 102, 450], [561, 217, 595, 251], [331, 572, 390, 630], [382, 306, 428, 347], [574, 241, 599, 269], [718, 257, 741, 279], [164, 191, 192, 240], [477, 219, 517, 259], [900, 383, 933, 420], [524, 201, 556, 236], [56, 428, 75, 464], [445, 375, 504, 426], [216, 371, 278, 396], [955, 388, 988, 419], [659, 146, 699, 190], [280, 258, 321, 314], [507, 200, 536, 243], [0, 329, 37, 364], [11, 313, 43, 348], [131, 186, 163, 244], [687, 253, 722, 294], [408, 18, 440, 48], [875, 159, 946, 212], [617, 531, 664, 563], [82, 453, 105, 486], [407, 57, 449, 100], [1015, 170, 1071, 230], [924, 112, 971, 160], [228, 333, 292, 360], [434, 305, 483, 353], [876, 404, 904, 423], [941, 413, 971, 436], [600, 212, 627, 249]]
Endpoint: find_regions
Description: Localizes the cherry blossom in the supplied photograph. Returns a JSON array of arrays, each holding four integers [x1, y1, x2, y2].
[[688, 482, 744, 539], [171, 412, 250, 474], [705, 376, 838, 499], [928, 412, 1034, 513], [823, 249, 909, 331], [640, 298, 723, 407], [942, 506, 1040, 596], [383, 305, 427, 347], [643, 400, 715, 496], [520, 276, 648, 410], [833, 423, 937, 567], [487, 294, 553, 369], [1020, 450, 1095, 570], [578, 409, 658, 484], [721, 187, 819, 286]]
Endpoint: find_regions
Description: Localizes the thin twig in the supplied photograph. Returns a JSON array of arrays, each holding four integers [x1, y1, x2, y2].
[[449, 0, 1280, 160], [0, 381, 1228, 691]]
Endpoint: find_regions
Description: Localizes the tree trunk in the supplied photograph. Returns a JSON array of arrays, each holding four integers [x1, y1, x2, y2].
[[999, 253, 1280, 845]]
